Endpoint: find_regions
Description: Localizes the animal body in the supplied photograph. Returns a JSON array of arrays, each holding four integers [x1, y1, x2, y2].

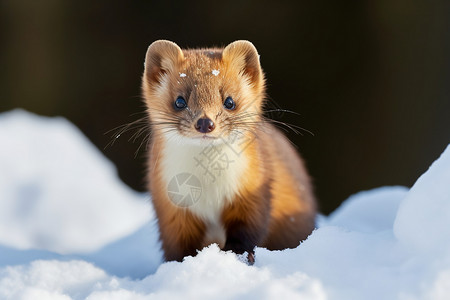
[[142, 40, 316, 263]]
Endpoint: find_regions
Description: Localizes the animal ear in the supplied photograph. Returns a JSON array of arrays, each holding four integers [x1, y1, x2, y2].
[[144, 40, 184, 85], [222, 40, 263, 84]]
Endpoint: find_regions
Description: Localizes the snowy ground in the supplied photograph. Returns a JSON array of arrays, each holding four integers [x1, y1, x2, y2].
[[1, 109, 450, 300]]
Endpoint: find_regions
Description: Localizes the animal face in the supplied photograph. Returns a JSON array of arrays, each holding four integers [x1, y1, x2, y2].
[[142, 40, 266, 144]]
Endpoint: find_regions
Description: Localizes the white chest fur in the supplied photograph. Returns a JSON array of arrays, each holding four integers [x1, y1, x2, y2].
[[161, 134, 248, 219], [160, 134, 248, 246]]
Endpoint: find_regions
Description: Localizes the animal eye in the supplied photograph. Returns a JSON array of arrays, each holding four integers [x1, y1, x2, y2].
[[223, 96, 236, 110], [174, 96, 187, 111]]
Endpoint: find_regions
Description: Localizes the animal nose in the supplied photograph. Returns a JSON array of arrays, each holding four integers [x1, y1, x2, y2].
[[195, 118, 215, 133]]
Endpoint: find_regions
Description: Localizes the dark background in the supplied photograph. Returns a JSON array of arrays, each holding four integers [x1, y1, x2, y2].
[[1, 0, 449, 214]]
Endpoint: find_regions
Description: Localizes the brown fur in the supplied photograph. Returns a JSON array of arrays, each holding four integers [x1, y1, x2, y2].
[[142, 40, 317, 262]]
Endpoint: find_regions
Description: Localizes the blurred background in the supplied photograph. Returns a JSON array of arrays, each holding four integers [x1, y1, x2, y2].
[[1, 0, 449, 214]]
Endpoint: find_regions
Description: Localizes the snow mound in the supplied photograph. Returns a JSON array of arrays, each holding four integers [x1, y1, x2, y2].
[[0, 260, 108, 300], [0, 110, 151, 254], [0, 246, 326, 300], [327, 186, 408, 233], [0, 109, 450, 299], [394, 145, 450, 255]]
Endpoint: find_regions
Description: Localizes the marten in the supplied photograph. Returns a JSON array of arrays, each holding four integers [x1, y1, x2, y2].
[[142, 40, 316, 264]]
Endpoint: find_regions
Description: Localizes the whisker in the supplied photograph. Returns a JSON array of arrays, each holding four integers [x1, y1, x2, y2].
[[263, 109, 301, 117]]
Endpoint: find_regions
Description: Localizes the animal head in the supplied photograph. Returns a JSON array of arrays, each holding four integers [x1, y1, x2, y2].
[[142, 40, 266, 144]]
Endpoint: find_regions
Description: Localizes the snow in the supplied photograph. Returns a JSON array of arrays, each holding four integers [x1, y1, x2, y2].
[[212, 69, 220, 76], [327, 186, 408, 233], [1, 109, 450, 299], [179, 73, 186, 78], [0, 110, 151, 254], [394, 147, 450, 254]]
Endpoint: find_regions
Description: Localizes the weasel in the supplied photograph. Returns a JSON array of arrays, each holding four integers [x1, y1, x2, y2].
[[142, 40, 317, 263]]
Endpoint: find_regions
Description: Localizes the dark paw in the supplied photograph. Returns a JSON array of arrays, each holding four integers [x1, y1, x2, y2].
[[246, 251, 255, 265], [223, 241, 246, 254], [223, 239, 256, 264], [233, 250, 255, 265]]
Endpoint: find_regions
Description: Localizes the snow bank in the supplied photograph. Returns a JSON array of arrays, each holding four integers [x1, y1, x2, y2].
[[327, 186, 408, 233], [0, 110, 449, 299], [0, 109, 151, 254], [394, 145, 450, 254]]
